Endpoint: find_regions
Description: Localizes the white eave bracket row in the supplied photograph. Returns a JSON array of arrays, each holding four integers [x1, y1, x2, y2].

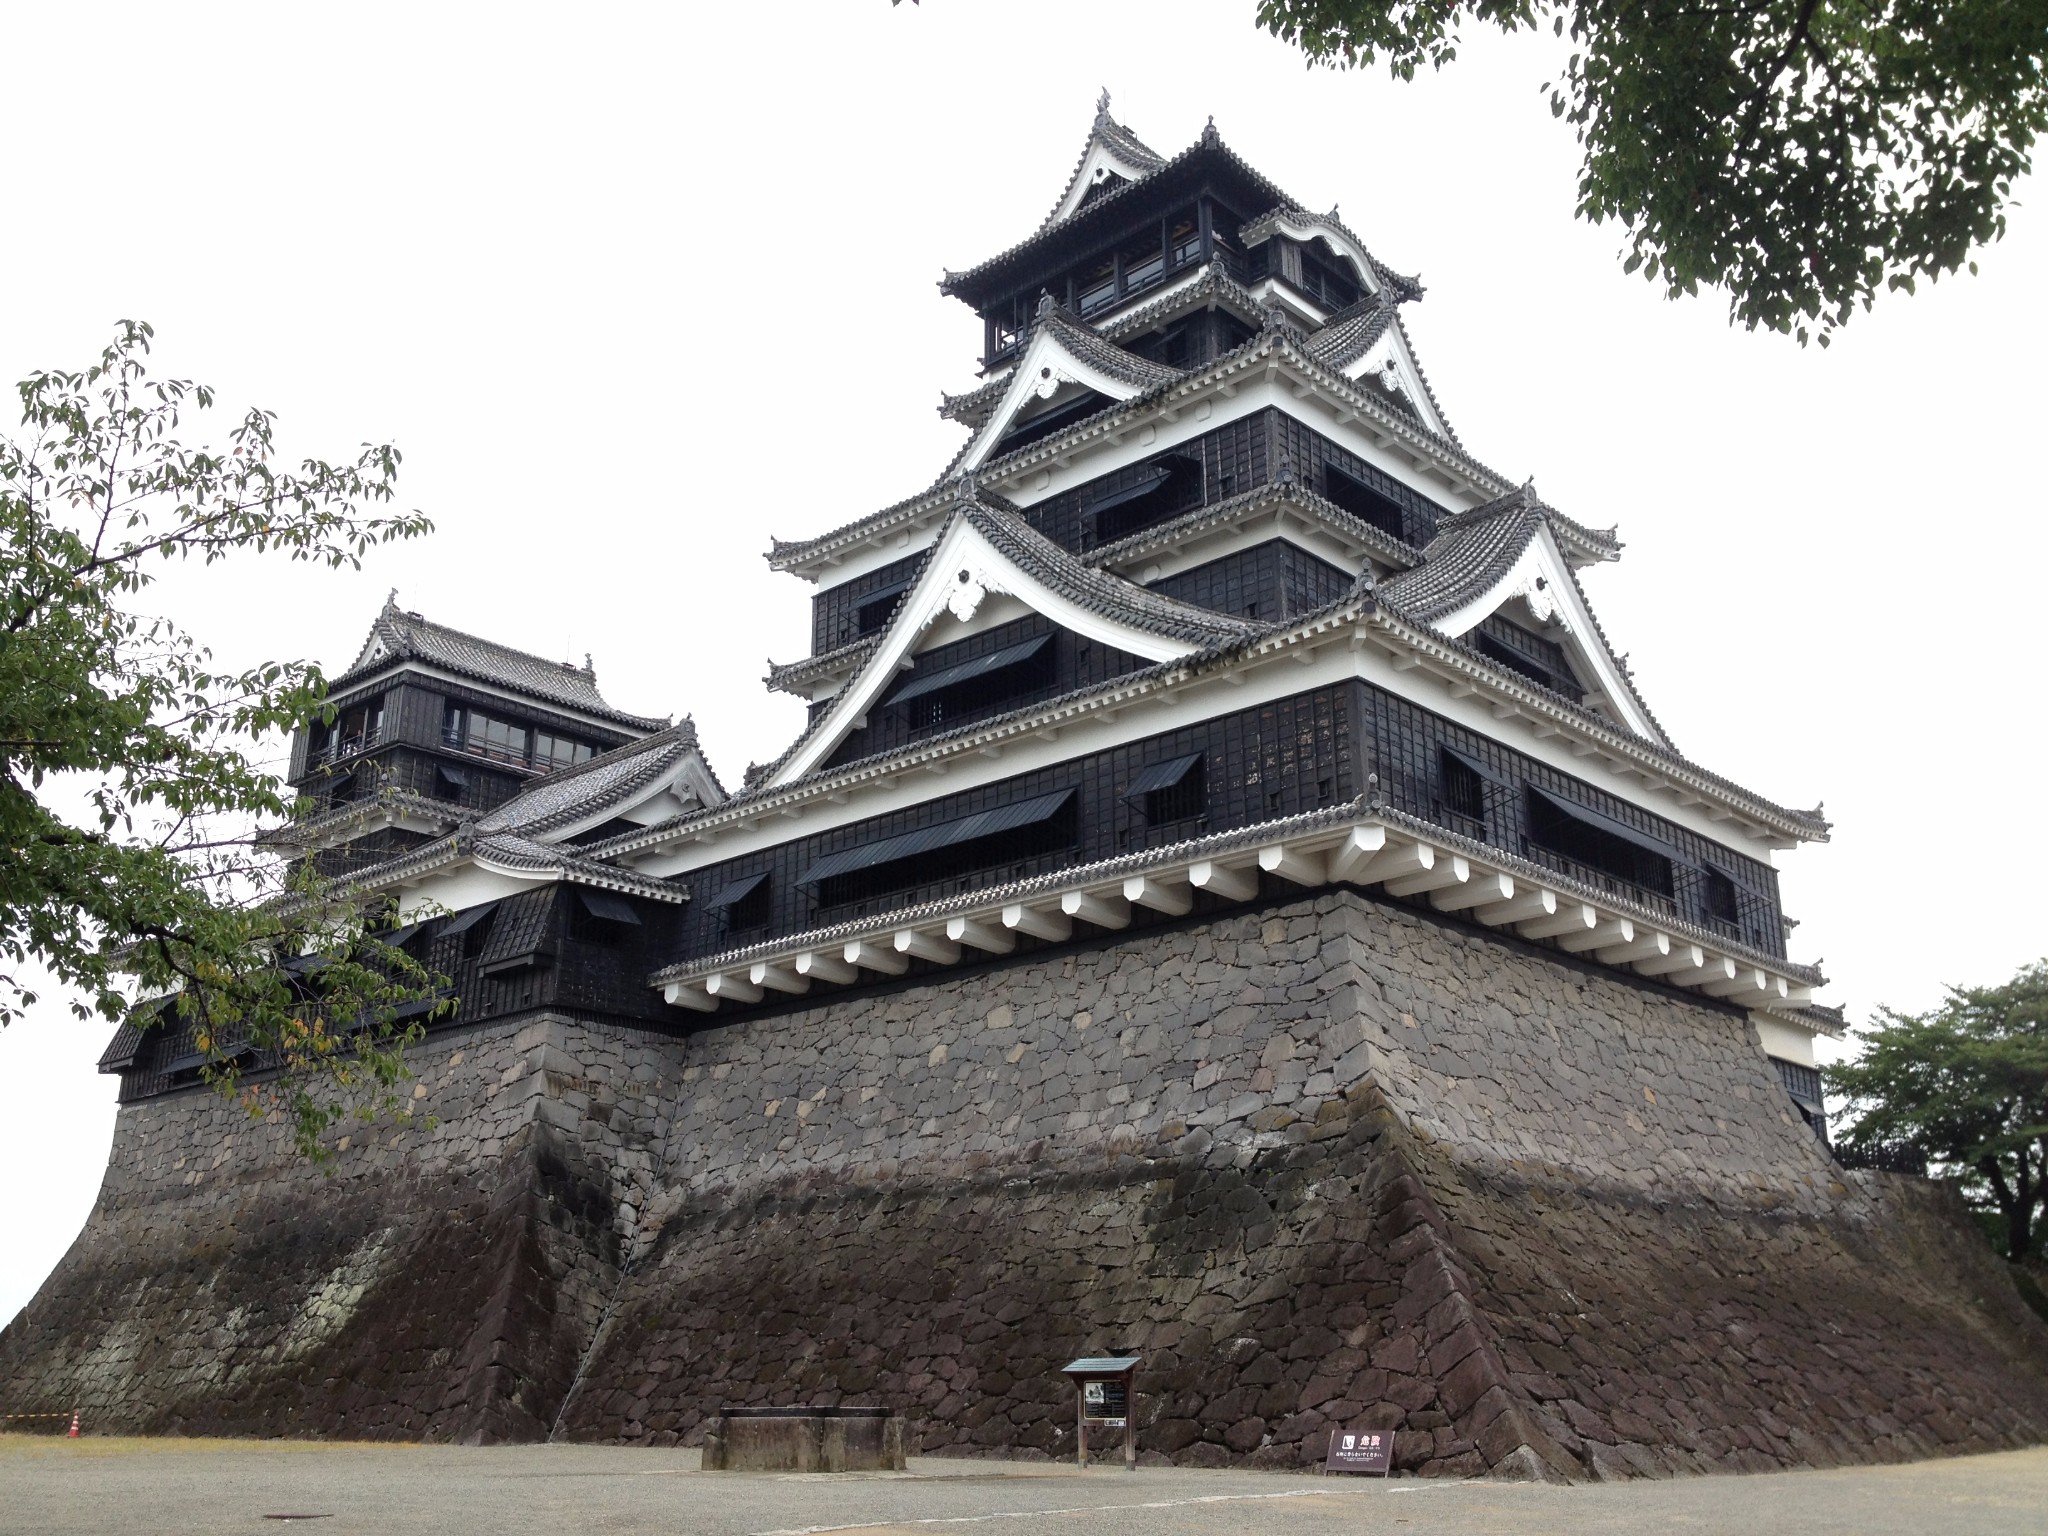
[[655, 815, 1814, 1022]]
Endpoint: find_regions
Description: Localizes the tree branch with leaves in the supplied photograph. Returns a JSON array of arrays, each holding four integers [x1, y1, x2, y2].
[[1, 320, 441, 1157], [1256, 0, 2048, 343]]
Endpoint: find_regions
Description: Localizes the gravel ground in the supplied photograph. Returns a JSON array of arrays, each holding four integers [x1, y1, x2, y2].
[[1, 1437, 2043, 1536]]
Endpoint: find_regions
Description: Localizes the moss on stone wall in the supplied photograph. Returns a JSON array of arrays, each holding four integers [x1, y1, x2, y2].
[[5, 891, 2045, 1475]]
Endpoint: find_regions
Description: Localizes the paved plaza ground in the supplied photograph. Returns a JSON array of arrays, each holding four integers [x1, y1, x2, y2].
[[1, 1437, 2043, 1535]]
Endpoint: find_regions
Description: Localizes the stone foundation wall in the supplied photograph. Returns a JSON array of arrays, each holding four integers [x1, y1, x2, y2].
[[5, 891, 2046, 1475]]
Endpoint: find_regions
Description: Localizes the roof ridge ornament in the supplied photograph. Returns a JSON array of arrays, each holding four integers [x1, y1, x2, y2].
[[955, 471, 979, 505], [1095, 87, 1112, 126], [1036, 289, 1057, 320], [383, 588, 400, 613], [1202, 115, 1219, 145]]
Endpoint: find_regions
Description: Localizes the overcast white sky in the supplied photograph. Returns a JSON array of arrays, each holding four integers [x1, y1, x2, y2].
[[2, 2, 2042, 1329]]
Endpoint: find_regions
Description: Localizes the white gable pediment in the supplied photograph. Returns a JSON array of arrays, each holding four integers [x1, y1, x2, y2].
[[1341, 322, 1451, 440], [1428, 523, 1665, 746], [1049, 139, 1150, 227], [769, 512, 1208, 788], [955, 322, 1161, 477]]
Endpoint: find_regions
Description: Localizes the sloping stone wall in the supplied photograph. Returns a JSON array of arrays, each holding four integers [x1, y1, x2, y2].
[[0, 1018, 686, 1441], [5, 890, 2046, 1475]]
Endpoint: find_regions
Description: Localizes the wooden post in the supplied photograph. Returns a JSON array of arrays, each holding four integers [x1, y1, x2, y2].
[[1076, 1383, 1088, 1468], [1123, 1367, 1136, 1470]]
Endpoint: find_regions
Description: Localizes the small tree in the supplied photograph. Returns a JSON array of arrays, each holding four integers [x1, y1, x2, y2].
[[1827, 959, 2048, 1261], [1254, 1, 2048, 344], [1, 321, 440, 1156]]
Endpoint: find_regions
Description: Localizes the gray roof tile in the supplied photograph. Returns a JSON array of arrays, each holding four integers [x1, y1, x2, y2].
[[334, 599, 668, 731]]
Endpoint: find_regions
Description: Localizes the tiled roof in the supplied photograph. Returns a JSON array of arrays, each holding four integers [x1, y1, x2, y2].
[[966, 499, 1262, 646], [1237, 206, 1425, 305], [771, 321, 1518, 576], [939, 372, 1011, 428], [335, 823, 688, 905], [475, 719, 713, 838], [333, 598, 668, 732], [942, 121, 1300, 299], [469, 833, 687, 903], [746, 497, 1258, 794], [1040, 99, 1169, 233], [1098, 259, 1268, 343], [766, 635, 881, 697], [1378, 483, 1625, 627], [1036, 306, 1183, 389], [1085, 481, 1422, 573], [256, 787, 466, 851], [1303, 296, 1397, 373], [1379, 488, 1551, 624]]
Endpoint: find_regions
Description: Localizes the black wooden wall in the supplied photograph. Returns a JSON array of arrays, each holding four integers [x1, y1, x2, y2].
[[1150, 540, 1355, 624]]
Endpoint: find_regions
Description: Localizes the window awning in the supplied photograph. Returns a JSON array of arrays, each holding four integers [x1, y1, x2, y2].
[[374, 922, 423, 950], [435, 763, 471, 788], [1528, 785, 1679, 860], [799, 788, 1076, 886], [888, 634, 1051, 707], [1124, 753, 1203, 803], [854, 575, 915, 611], [706, 872, 769, 909], [1084, 465, 1172, 517], [577, 890, 641, 925], [1442, 744, 1511, 788], [439, 901, 499, 937]]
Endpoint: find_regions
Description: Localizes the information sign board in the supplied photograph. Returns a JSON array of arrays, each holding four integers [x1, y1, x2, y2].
[[1082, 1379, 1127, 1426], [1324, 1428, 1393, 1475]]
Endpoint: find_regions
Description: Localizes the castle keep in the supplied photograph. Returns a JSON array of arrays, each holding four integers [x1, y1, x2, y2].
[[6, 103, 2046, 1473]]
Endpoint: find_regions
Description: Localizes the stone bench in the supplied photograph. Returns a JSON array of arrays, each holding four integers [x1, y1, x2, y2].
[[701, 1406, 906, 1472]]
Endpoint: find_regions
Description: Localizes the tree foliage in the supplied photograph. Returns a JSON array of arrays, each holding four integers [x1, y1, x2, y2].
[[1826, 959, 2048, 1260], [1256, 0, 2048, 343], [1, 321, 440, 1156]]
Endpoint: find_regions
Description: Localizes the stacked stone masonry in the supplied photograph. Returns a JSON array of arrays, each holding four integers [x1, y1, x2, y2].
[[5, 892, 2045, 1475]]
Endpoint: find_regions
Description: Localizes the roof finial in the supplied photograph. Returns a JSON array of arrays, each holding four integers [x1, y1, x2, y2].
[[1202, 115, 1219, 145], [1036, 289, 1056, 320], [956, 470, 978, 505], [1329, 203, 1341, 223], [384, 587, 399, 612], [583, 652, 594, 676], [1096, 87, 1112, 122]]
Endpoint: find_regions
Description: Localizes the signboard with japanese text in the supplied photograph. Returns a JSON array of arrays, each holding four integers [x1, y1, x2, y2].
[[1324, 1428, 1392, 1475], [1081, 1379, 1127, 1426]]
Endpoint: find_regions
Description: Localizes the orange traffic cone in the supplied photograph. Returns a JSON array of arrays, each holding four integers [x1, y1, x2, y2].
[[67, 1411, 79, 1438]]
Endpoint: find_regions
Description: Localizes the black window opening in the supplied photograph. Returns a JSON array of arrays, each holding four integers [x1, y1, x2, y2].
[[1475, 615, 1584, 703], [1320, 464, 1406, 544], [442, 704, 590, 773], [434, 762, 471, 801], [1524, 785, 1676, 904], [708, 871, 772, 934], [1296, 247, 1361, 311], [800, 789, 1078, 911], [995, 387, 1117, 455], [441, 900, 500, 960], [1085, 454, 1204, 546], [1126, 753, 1206, 828], [570, 889, 641, 945], [889, 634, 1054, 731], [1702, 865, 1741, 933], [1435, 746, 1500, 838], [1772, 1057, 1829, 1141], [326, 768, 360, 808]]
